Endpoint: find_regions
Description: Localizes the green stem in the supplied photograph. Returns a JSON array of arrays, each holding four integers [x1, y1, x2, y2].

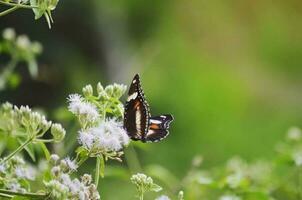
[[0, 189, 47, 198], [0, 192, 12, 198], [0, 138, 32, 164], [139, 190, 144, 200], [0, 6, 18, 17], [95, 156, 101, 187], [0, 1, 38, 9], [35, 139, 54, 143]]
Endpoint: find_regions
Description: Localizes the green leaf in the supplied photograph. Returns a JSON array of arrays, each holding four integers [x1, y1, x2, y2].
[[18, 139, 35, 162], [39, 142, 50, 160], [99, 155, 105, 178], [150, 183, 162, 192]]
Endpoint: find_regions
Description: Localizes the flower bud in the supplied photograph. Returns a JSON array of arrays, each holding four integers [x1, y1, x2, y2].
[[51, 123, 66, 142], [49, 154, 60, 165], [2, 28, 15, 41], [82, 84, 93, 97], [81, 174, 92, 185], [16, 35, 30, 50], [97, 82, 104, 94], [51, 166, 61, 177], [105, 85, 114, 97], [31, 41, 43, 54]]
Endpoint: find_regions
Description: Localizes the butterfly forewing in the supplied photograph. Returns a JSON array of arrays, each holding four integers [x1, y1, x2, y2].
[[144, 115, 174, 142], [124, 74, 150, 140]]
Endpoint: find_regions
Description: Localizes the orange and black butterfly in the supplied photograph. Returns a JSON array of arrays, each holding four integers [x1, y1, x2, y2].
[[124, 74, 174, 142]]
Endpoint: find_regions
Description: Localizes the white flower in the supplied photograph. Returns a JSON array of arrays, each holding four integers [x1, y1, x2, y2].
[[67, 94, 99, 122], [0, 164, 6, 173], [78, 118, 129, 152], [2, 28, 15, 40], [63, 157, 78, 171], [15, 166, 35, 180], [16, 35, 30, 49], [155, 195, 171, 200], [219, 194, 241, 200], [287, 126, 302, 141], [78, 130, 94, 149]]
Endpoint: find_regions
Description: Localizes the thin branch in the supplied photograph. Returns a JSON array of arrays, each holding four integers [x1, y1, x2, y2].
[[0, 1, 38, 9], [0, 6, 18, 17]]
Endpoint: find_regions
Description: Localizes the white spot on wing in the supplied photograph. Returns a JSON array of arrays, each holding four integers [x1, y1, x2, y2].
[[135, 108, 141, 132], [160, 115, 167, 118], [133, 79, 136, 84], [150, 119, 162, 124], [127, 92, 138, 101]]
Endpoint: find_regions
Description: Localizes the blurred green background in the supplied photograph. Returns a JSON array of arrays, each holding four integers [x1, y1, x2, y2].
[[1, 0, 302, 199]]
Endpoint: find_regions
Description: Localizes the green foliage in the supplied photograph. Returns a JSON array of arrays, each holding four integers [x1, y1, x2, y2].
[[0, 28, 42, 90]]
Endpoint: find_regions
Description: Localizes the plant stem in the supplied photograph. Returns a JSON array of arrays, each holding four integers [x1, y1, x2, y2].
[[139, 191, 144, 200], [0, 6, 18, 17], [35, 139, 54, 143], [0, 138, 32, 164], [0, 192, 12, 198], [0, 189, 48, 198], [0, 1, 38, 9], [95, 156, 101, 187]]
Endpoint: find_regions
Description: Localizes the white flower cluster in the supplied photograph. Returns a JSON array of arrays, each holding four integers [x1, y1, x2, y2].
[[68, 94, 99, 125], [0, 156, 36, 193], [45, 155, 100, 200], [78, 118, 129, 152], [0, 103, 65, 142], [68, 82, 129, 159], [131, 173, 162, 194]]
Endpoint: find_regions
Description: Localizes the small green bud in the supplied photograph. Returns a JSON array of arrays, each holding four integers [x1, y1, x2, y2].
[[112, 83, 127, 99], [97, 82, 104, 94], [105, 85, 114, 97], [2, 28, 15, 41], [178, 191, 184, 200], [51, 123, 66, 142], [131, 173, 162, 194], [82, 84, 93, 97], [49, 154, 60, 165], [31, 41, 43, 54], [1, 102, 13, 112]]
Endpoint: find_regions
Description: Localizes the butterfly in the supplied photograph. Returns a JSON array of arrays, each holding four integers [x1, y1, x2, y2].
[[124, 74, 174, 143]]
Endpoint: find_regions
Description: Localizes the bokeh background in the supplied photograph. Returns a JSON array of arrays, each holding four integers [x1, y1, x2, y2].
[[1, 0, 302, 199]]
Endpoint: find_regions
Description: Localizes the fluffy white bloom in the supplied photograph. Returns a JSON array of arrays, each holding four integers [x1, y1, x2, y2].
[[67, 94, 99, 122], [219, 194, 241, 200], [62, 157, 78, 171], [45, 172, 100, 199], [78, 118, 129, 152], [155, 195, 171, 200], [15, 166, 36, 180]]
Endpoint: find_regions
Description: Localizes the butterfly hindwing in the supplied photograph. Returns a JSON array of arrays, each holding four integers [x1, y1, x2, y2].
[[124, 74, 150, 141], [144, 114, 174, 142]]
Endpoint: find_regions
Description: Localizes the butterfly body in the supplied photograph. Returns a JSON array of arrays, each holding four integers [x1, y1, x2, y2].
[[124, 74, 173, 142]]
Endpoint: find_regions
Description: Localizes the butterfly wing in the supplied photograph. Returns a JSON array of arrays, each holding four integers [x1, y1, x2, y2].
[[124, 74, 150, 140], [144, 114, 174, 142]]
